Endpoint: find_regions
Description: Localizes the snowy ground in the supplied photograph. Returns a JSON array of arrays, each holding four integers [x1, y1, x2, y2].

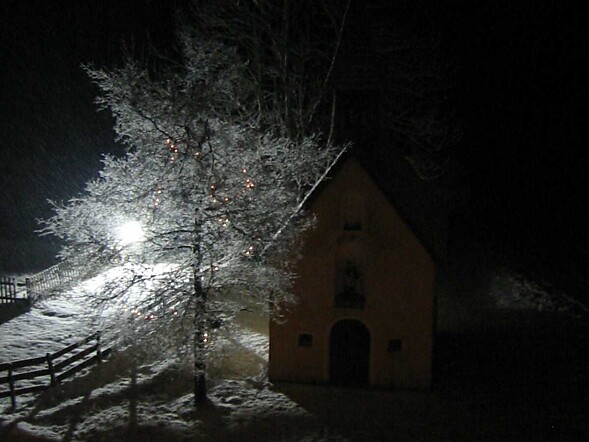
[[1, 270, 588, 441], [0, 295, 93, 363], [0, 280, 337, 441]]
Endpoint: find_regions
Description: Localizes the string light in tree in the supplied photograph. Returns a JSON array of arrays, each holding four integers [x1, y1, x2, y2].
[[153, 187, 162, 209], [217, 217, 230, 228], [166, 138, 179, 153], [244, 245, 254, 256], [242, 167, 255, 191], [210, 184, 218, 204], [166, 138, 179, 162], [157, 136, 262, 262]]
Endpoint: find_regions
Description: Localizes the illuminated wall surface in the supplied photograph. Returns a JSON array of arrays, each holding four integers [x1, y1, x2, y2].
[[269, 158, 435, 388]]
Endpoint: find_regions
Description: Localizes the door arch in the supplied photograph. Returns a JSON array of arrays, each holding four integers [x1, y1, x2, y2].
[[329, 320, 370, 385]]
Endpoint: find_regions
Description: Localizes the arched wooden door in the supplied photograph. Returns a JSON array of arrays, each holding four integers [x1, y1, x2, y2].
[[329, 320, 370, 385]]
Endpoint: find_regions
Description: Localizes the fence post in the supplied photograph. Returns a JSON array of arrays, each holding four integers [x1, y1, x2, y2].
[[25, 278, 32, 303], [11, 277, 16, 300], [25, 278, 33, 304], [96, 332, 102, 363], [46, 353, 56, 386], [8, 363, 16, 409]]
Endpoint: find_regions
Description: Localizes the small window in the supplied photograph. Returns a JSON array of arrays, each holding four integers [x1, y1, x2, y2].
[[298, 334, 313, 347], [344, 222, 362, 231], [342, 195, 364, 232], [388, 339, 402, 353]]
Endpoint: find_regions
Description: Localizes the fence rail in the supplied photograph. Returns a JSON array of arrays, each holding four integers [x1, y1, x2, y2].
[[0, 332, 111, 408]]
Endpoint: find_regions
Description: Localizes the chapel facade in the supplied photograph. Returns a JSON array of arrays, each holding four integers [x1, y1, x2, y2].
[[269, 157, 435, 388]]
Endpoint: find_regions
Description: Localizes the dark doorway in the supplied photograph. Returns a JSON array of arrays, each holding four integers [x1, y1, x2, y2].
[[329, 320, 370, 385]]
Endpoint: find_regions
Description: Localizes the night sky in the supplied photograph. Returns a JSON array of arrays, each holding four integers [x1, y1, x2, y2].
[[0, 0, 183, 271], [1, 0, 588, 286], [438, 0, 588, 283]]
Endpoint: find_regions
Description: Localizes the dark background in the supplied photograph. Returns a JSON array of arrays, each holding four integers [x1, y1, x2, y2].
[[440, 0, 588, 291], [0, 0, 183, 271], [1, 0, 587, 294]]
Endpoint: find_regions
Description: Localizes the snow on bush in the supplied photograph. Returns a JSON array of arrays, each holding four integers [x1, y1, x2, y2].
[[491, 268, 588, 317]]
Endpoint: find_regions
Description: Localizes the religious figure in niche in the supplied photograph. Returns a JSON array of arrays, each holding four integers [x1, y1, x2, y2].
[[335, 260, 365, 308]]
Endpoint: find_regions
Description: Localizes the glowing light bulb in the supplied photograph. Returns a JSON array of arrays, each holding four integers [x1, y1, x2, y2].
[[117, 220, 144, 245]]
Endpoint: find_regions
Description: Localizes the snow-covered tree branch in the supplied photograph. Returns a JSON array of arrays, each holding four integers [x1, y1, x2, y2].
[[40, 29, 343, 403]]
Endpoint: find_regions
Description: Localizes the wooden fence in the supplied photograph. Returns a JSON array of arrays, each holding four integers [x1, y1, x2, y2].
[[0, 332, 111, 408], [25, 261, 81, 302], [1, 263, 81, 323], [0, 276, 30, 306]]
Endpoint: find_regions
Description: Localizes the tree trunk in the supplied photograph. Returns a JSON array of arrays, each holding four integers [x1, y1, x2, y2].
[[193, 303, 207, 404], [193, 220, 207, 405], [193, 280, 207, 403]]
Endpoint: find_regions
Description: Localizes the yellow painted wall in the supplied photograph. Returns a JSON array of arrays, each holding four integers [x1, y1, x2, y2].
[[269, 158, 435, 388]]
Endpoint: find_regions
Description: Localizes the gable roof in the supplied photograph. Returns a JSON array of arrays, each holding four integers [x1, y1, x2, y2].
[[310, 149, 443, 263]]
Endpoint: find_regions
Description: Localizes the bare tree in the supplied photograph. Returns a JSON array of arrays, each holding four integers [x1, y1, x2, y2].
[[190, 0, 350, 140], [41, 34, 343, 403], [192, 0, 461, 179]]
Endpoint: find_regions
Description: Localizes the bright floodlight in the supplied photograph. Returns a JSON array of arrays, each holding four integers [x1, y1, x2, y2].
[[117, 220, 144, 246]]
